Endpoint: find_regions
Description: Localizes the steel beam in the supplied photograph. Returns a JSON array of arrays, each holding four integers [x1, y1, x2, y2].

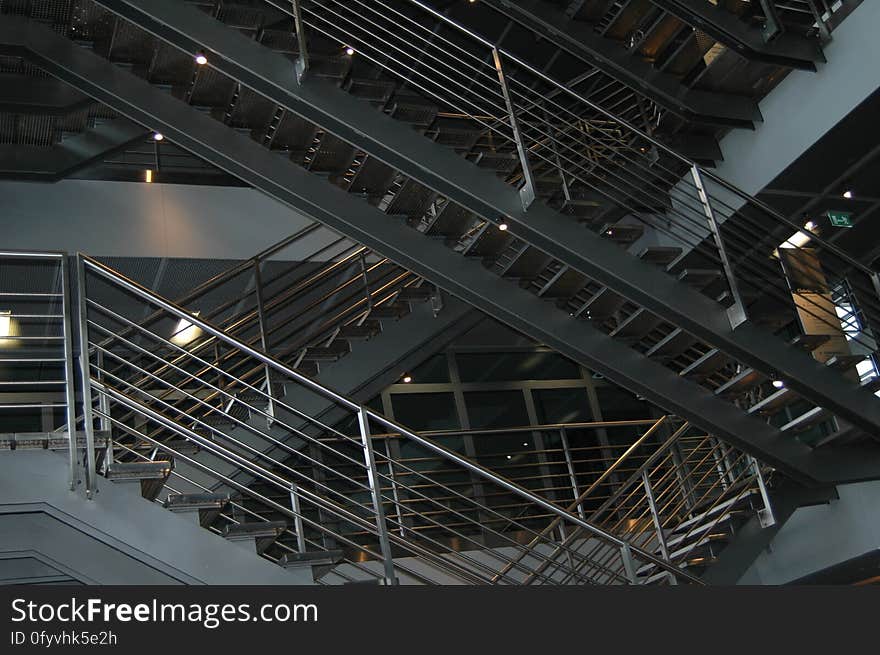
[[481, 0, 761, 128], [649, 0, 825, 70], [0, 74, 91, 114], [0, 117, 147, 181], [8, 16, 880, 485], [78, 1, 880, 441]]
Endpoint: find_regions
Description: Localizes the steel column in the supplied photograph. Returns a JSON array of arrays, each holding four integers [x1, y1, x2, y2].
[[289, 483, 307, 554], [642, 469, 677, 585]]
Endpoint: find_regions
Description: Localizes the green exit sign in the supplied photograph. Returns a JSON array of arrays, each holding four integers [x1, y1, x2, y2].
[[827, 210, 854, 228]]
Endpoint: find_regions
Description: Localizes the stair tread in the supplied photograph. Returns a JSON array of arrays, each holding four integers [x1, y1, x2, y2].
[[106, 461, 172, 481], [165, 492, 230, 511], [223, 521, 288, 540], [279, 549, 345, 568]]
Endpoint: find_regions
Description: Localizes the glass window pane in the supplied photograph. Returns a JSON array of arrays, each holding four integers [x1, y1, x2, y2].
[[456, 351, 580, 382], [407, 354, 450, 383], [463, 390, 529, 429], [391, 392, 460, 431], [533, 388, 593, 424]]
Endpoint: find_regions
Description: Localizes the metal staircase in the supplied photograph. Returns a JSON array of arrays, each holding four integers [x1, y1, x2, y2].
[[2, 2, 879, 480], [0, 251, 811, 585], [13, 0, 873, 484], [75, 252, 715, 585]]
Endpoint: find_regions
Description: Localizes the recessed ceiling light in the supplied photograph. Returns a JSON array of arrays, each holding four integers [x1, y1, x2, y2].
[[843, 189, 854, 199], [402, 375, 412, 383], [195, 52, 208, 65], [344, 46, 355, 56], [152, 132, 164, 142], [498, 222, 508, 231], [772, 379, 785, 389]]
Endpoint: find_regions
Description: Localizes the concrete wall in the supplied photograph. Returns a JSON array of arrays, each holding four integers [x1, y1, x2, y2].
[[0, 450, 315, 585], [0, 179, 319, 259], [739, 479, 880, 584]]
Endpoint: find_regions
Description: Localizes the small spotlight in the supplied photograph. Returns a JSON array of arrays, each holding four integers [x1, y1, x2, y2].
[[804, 220, 816, 231], [195, 52, 208, 66], [843, 189, 854, 199], [152, 132, 164, 142], [506, 455, 512, 459], [772, 379, 785, 389], [402, 375, 412, 383], [498, 222, 508, 231], [344, 46, 355, 56], [522, 442, 528, 447]]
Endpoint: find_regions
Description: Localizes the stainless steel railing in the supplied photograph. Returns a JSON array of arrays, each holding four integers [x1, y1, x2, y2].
[[269, 0, 879, 370], [77, 252, 703, 584], [0, 251, 79, 491]]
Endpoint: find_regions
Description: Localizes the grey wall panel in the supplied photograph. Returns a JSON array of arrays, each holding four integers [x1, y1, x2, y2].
[[0, 179, 320, 259], [739, 479, 880, 584], [0, 450, 315, 585]]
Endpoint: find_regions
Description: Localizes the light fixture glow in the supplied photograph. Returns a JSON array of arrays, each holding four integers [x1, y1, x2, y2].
[[195, 52, 208, 65], [0, 310, 10, 338], [498, 222, 508, 231], [145, 169, 153, 183], [804, 220, 817, 231], [843, 189, 854, 199], [506, 455, 512, 459], [170, 312, 202, 346], [402, 375, 412, 383], [153, 132, 164, 142], [772, 379, 785, 389], [344, 46, 355, 56]]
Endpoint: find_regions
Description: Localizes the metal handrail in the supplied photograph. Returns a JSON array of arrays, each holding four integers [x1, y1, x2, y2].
[[78, 252, 702, 584]]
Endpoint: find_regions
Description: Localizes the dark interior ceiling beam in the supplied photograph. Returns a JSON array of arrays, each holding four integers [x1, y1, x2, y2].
[[480, 0, 760, 129], [5, 15, 880, 486], [85, 0, 880, 442], [649, 0, 825, 70], [0, 117, 147, 181]]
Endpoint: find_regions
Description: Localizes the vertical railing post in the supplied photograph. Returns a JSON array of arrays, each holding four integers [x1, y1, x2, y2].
[[690, 164, 747, 328], [95, 349, 113, 474], [59, 255, 79, 492], [492, 47, 536, 210], [289, 483, 307, 554], [357, 407, 397, 585], [74, 255, 98, 499], [642, 470, 677, 585], [559, 428, 585, 520], [358, 252, 374, 322], [291, 0, 309, 82], [619, 542, 638, 585], [749, 456, 776, 528], [252, 259, 275, 424]]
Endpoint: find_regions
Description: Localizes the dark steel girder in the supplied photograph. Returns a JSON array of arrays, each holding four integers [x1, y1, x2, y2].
[[0, 73, 91, 114], [481, 0, 761, 129], [85, 0, 880, 446], [649, 0, 825, 70], [5, 17, 880, 486], [0, 117, 146, 181]]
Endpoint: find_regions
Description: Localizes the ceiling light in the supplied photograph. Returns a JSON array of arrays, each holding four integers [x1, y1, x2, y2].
[[0, 311, 11, 338], [145, 169, 153, 183], [506, 455, 512, 459], [772, 379, 785, 389], [344, 46, 355, 56], [195, 52, 208, 66], [498, 222, 508, 231], [402, 375, 412, 383], [170, 312, 202, 346], [804, 220, 817, 231], [152, 132, 164, 142], [843, 189, 854, 199]]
